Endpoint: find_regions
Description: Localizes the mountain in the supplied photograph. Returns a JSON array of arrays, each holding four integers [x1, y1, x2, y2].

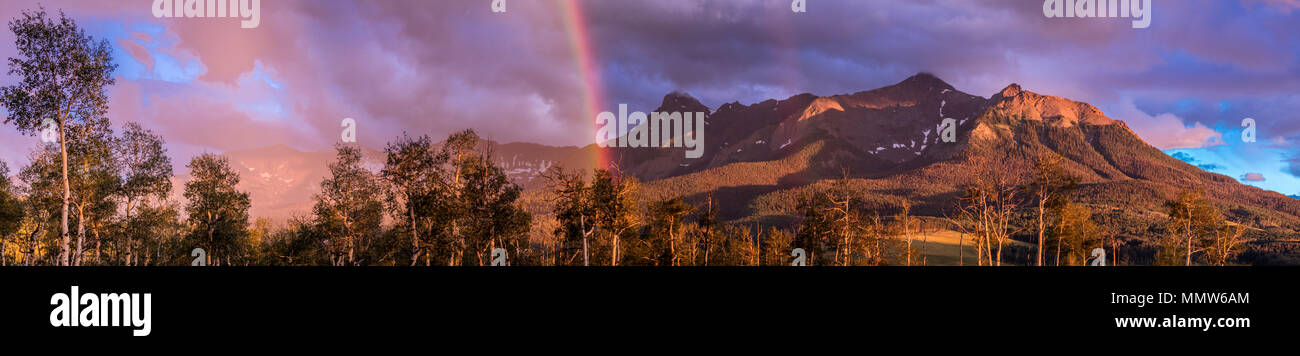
[[548, 73, 1300, 261], [171, 142, 577, 224], [168, 73, 1300, 263], [489, 142, 578, 186], [168, 145, 342, 223]]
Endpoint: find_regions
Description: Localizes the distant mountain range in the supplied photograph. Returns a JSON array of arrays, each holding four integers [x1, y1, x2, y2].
[[170, 142, 578, 223], [583, 74, 1299, 231], [187, 74, 1300, 251]]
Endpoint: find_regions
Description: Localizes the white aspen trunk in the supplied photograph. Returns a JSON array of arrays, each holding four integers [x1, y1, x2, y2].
[[125, 199, 133, 266], [74, 204, 85, 266], [58, 120, 70, 266], [581, 215, 589, 266], [1037, 198, 1046, 266], [409, 197, 419, 267]]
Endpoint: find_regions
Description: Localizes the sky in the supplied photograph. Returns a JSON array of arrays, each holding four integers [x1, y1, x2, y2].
[[0, 0, 1296, 196]]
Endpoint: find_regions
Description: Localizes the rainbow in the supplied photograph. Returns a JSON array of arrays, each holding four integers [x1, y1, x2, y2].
[[554, 1, 803, 174], [557, 0, 612, 170]]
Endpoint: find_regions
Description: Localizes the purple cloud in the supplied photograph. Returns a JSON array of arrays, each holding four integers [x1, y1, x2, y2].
[[1242, 172, 1267, 181], [0, 0, 1295, 187]]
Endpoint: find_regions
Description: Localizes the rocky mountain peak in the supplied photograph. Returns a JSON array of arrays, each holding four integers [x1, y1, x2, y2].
[[898, 72, 956, 92], [988, 83, 1116, 127], [998, 83, 1023, 98], [659, 91, 709, 113]]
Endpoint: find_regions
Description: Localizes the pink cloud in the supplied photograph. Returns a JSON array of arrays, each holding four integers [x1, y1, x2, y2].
[[106, 79, 316, 173], [117, 37, 153, 72], [1114, 100, 1225, 149]]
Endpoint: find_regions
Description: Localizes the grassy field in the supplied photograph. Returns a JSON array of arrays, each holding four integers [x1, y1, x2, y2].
[[913, 229, 1033, 266]]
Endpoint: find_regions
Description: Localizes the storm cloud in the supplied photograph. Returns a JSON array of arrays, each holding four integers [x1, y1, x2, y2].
[[0, 0, 1296, 186]]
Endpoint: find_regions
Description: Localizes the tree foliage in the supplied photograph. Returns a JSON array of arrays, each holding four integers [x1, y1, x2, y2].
[[183, 154, 251, 266], [314, 144, 384, 266], [1, 7, 117, 265]]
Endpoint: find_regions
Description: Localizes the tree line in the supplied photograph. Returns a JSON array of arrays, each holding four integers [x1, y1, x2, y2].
[[0, 8, 532, 266], [945, 153, 1249, 266]]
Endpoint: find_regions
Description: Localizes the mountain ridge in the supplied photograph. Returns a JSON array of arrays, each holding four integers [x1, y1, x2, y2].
[[574, 73, 1300, 250], [182, 73, 1299, 247]]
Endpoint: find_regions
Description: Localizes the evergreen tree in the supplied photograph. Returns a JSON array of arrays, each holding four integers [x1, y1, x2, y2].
[[794, 192, 833, 266]]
